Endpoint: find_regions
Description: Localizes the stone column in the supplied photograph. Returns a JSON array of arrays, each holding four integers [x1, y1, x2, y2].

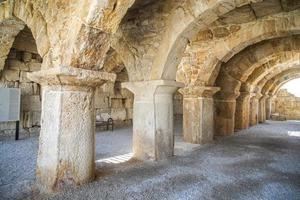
[[122, 80, 183, 161], [27, 67, 116, 192], [249, 93, 261, 126], [258, 95, 268, 123], [214, 97, 238, 136], [181, 86, 220, 144], [266, 95, 276, 119], [235, 92, 251, 131]]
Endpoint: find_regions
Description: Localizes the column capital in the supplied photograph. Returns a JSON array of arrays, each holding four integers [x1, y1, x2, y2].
[[27, 66, 116, 87], [237, 91, 251, 100], [122, 80, 184, 97], [254, 92, 263, 99], [180, 86, 220, 98]]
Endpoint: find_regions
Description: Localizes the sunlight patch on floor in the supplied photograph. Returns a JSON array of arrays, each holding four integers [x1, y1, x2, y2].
[[287, 131, 300, 137], [95, 153, 134, 164]]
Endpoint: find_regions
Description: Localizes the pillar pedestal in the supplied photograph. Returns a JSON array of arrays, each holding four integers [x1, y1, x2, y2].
[[181, 86, 220, 144], [122, 80, 183, 161], [235, 92, 251, 131], [28, 66, 116, 192]]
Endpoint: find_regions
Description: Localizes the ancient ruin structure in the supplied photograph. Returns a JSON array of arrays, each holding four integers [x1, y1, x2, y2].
[[0, 0, 300, 197], [274, 89, 300, 120]]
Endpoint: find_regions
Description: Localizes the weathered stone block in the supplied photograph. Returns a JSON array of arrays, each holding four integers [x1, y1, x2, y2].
[[3, 69, 19, 81], [121, 88, 133, 98], [111, 98, 123, 108], [22, 52, 32, 62], [31, 111, 41, 126], [94, 94, 109, 108], [7, 59, 27, 70], [32, 83, 40, 95], [0, 121, 16, 130], [111, 108, 126, 121], [22, 111, 32, 128], [19, 83, 33, 95], [29, 62, 41, 72], [20, 71, 31, 82], [124, 98, 133, 108], [126, 108, 133, 119], [22, 95, 41, 111], [101, 82, 114, 94]]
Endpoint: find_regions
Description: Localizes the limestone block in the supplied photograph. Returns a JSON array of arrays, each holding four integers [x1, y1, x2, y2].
[[111, 98, 123, 108], [7, 59, 27, 70], [22, 111, 32, 128], [120, 88, 133, 98], [94, 94, 109, 109], [3, 69, 20, 81], [22, 52, 32, 62], [19, 83, 33, 95], [31, 111, 41, 126], [96, 109, 111, 121], [8, 49, 17, 59], [111, 108, 126, 121], [126, 108, 133, 119], [32, 83, 40, 95], [124, 98, 133, 108], [101, 82, 114, 94], [0, 122, 16, 130], [29, 62, 41, 72], [22, 95, 41, 111], [20, 71, 31, 82]]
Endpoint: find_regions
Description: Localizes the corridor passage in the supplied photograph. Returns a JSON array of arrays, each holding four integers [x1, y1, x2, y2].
[[1, 121, 300, 200]]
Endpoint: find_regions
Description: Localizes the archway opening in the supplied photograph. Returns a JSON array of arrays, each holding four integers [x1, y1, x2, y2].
[[0, 25, 42, 199], [273, 78, 300, 120], [94, 49, 135, 172]]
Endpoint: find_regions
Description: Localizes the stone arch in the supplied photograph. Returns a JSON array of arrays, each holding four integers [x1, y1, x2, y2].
[[262, 70, 300, 95], [152, 0, 296, 80], [174, 8, 300, 85], [255, 65, 300, 92], [273, 74, 300, 95], [245, 52, 300, 87], [0, 1, 50, 69], [176, 10, 300, 86], [215, 35, 300, 100]]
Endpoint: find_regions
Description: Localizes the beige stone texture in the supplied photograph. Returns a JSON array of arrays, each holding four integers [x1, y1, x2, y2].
[[274, 89, 300, 120], [214, 99, 236, 136], [122, 80, 184, 161], [235, 92, 251, 131], [181, 86, 220, 144]]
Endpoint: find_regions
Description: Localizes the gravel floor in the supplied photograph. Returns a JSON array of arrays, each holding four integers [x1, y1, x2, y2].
[[1, 120, 300, 200]]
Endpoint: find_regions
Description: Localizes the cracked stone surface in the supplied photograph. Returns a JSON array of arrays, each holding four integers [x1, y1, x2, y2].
[[1, 120, 300, 200]]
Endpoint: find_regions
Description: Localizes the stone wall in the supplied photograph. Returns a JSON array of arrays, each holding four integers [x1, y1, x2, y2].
[[0, 48, 42, 136], [94, 70, 134, 128], [274, 89, 300, 120]]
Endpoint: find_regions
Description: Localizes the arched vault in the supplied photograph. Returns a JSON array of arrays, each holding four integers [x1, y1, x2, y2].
[[176, 9, 300, 86], [0, 0, 135, 70], [215, 35, 300, 100], [262, 70, 300, 96]]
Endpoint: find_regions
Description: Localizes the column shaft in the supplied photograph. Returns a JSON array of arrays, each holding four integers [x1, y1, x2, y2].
[[183, 97, 214, 143], [214, 99, 236, 136], [27, 66, 116, 192], [37, 86, 95, 192], [123, 80, 183, 161], [235, 92, 250, 131], [249, 96, 259, 126], [181, 86, 219, 144]]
